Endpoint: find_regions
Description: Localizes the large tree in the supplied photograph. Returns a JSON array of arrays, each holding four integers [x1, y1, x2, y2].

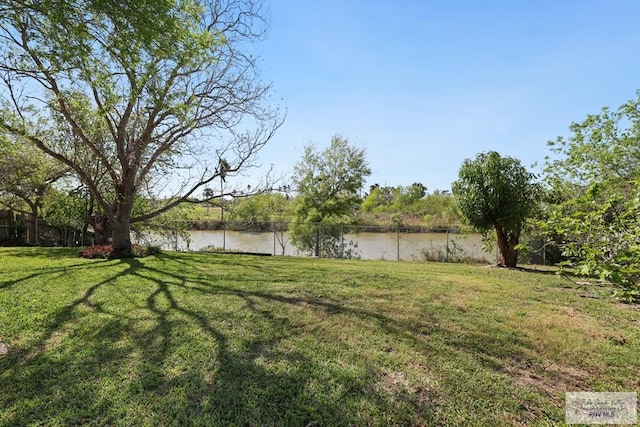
[[0, 0, 281, 255], [290, 135, 370, 257], [452, 151, 539, 268]]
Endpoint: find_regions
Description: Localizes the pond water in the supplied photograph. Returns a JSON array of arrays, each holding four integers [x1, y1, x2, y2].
[[141, 230, 496, 262]]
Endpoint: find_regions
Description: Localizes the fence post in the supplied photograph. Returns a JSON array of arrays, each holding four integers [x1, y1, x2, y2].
[[397, 227, 400, 262], [446, 230, 449, 262], [222, 220, 226, 252], [340, 224, 344, 259]]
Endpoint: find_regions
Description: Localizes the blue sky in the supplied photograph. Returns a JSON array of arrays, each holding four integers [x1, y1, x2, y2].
[[251, 0, 640, 192]]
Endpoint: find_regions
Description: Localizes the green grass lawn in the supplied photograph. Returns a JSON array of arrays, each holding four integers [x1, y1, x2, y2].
[[0, 248, 638, 426]]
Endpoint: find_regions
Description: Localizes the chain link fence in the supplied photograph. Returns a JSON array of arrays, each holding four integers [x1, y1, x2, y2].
[[137, 221, 497, 263], [2, 212, 553, 265]]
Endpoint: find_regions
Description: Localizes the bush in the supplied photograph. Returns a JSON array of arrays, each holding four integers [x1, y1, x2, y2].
[[79, 244, 161, 259], [199, 245, 243, 253], [419, 240, 486, 264]]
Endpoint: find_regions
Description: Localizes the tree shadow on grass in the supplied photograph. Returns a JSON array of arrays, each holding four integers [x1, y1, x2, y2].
[[0, 253, 559, 425], [0, 262, 100, 291], [0, 246, 83, 260], [1, 255, 399, 424]]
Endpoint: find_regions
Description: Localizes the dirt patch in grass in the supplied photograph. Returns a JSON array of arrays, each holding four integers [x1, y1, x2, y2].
[[376, 368, 436, 413], [502, 361, 591, 402]]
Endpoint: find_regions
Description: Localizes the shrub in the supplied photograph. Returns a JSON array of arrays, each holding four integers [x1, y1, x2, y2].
[[79, 244, 161, 259], [199, 245, 243, 253], [419, 240, 486, 264]]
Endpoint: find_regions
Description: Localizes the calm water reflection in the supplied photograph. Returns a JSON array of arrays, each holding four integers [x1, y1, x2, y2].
[[146, 230, 495, 262]]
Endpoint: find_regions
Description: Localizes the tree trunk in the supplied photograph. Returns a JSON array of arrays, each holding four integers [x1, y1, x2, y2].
[[494, 224, 520, 268], [26, 213, 37, 245], [314, 225, 320, 257], [91, 214, 110, 245], [82, 198, 94, 246], [28, 201, 42, 245], [81, 220, 90, 246], [110, 216, 132, 258], [109, 185, 135, 257]]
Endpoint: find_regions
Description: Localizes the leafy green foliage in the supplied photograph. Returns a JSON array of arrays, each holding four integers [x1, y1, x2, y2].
[[546, 97, 640, 186], [0, 136, 68, 216], [41, 189, 89, 230], [360, 185, 461, 229], [361, 185, 394, 212], [545, 92, 640, 302], [392, 182, 427, 211], [362, 183, 426, 214], [452, 151, 539, 267], [551, 185, 640, 302], [290, 136, 371, 257], [421, 192, 460, 228], [544, 95, 640, 301], [231, 192, 292, 228]]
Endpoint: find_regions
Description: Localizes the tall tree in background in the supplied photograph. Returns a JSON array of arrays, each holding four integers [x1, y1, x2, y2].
[[452, 151, 539, 268], [290, 136, 370, 257], [0, 0, 281, 255]]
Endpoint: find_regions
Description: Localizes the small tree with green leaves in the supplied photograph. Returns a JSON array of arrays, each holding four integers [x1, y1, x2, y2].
[[452, 151, 539, 268], [290, 136, 370, 257], [544, 93, 640, 302]]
